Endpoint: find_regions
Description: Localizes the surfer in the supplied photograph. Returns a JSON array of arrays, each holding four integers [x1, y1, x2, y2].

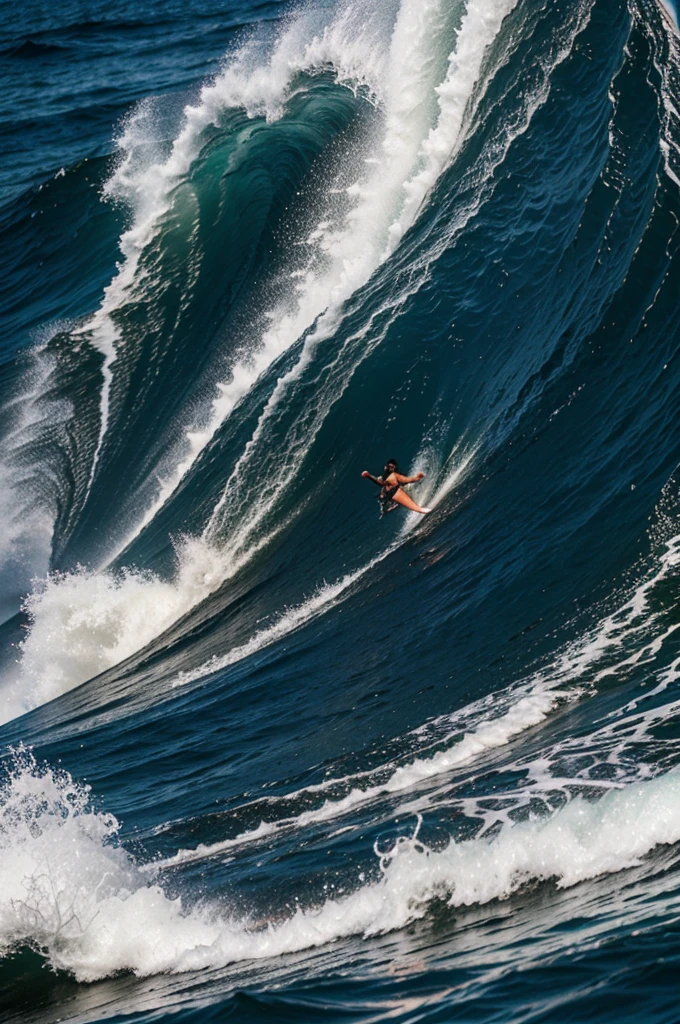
[[361, 459, 432, 516]]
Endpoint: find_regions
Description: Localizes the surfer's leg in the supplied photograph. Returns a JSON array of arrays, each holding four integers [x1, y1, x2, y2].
[[392, 488, 431, 514]]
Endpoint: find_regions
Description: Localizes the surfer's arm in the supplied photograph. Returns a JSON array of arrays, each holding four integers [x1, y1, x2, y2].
[[395, 472, 424, 485], [361, 471, 384, 487]]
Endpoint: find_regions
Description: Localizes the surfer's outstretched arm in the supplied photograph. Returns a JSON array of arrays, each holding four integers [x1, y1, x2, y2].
[[361, 471, 384, 487]]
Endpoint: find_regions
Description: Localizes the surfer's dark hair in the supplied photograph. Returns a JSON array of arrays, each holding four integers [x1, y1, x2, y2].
[[384, 458, 398, 473]]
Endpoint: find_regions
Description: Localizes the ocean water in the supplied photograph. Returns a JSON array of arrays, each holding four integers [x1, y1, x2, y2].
[[2, 0, 680, 1020]]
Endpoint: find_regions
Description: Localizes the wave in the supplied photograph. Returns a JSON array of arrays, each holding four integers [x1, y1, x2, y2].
[[2, 752, 680, 984], [0, 0, 527, 720], [153, 686, 565, 869], [4, 5, 680, 1024], [6, 0, 604, 723], [110, 0, 519, 555], [3, 2, 680, 1018], [77, 5, 393, 525], [145, 527, 680, 867], [0, 342, 73, 620], [0, 536, 222, 724]]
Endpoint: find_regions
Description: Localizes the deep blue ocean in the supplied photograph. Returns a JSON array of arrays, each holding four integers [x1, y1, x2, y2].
[[2, 0, 680, 1021]]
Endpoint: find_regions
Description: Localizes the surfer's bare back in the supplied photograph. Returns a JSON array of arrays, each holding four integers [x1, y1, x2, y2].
[[361, 458, 432, 516]]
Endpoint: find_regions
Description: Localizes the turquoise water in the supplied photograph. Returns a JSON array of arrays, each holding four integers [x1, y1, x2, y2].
[[2, 1, 680, 1021]]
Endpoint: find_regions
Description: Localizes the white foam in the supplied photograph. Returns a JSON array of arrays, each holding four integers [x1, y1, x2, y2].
[[152, 819, 282, 870], [3, 756, 680, 983], [0, 536, 224, 724], [0, 517, 394, 723], [390, 0, 519, 249], [0, 755, 221, 980], [367, 768, 680, 915], [293, 689, 562, 829]]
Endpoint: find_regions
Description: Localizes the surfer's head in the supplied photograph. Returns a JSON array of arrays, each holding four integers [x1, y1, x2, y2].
[[384, 458, 398, 475]]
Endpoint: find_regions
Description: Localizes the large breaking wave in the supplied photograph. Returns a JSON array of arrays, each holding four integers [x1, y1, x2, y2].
[[2, 0, 680, 1013]]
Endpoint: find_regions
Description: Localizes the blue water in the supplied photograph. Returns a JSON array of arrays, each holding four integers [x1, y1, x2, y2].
[[2, 0, 680, 1021]]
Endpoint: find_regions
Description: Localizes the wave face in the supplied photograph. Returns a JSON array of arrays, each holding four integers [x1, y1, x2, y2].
[[3, 0, 680, 1021]]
